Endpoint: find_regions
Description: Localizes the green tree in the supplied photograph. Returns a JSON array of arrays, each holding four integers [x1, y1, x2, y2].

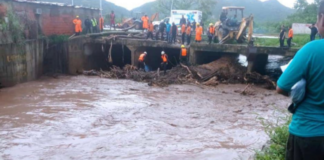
[[288, 0, 318, 24], [156, 0, 216, 24], [294, 0, 308, 10]]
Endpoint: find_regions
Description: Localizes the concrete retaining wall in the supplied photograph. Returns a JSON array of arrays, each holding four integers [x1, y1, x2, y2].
[[0, 39, 45, 87]]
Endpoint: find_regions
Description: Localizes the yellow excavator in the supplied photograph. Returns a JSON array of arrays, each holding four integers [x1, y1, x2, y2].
[[214, 6, 254, 44]]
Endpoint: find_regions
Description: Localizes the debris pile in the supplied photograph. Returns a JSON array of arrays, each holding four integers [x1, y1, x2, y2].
[[83, 56, 276, 89], [94, 65, 195, 87]]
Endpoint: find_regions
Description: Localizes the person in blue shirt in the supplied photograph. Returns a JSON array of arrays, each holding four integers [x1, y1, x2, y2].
[[165, 21, 171, 43], [277, 1, 324, 159]]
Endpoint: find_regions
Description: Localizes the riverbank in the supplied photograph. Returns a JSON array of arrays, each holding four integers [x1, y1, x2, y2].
[[254, 34, 310, 48], [0, 76, 290, 160]]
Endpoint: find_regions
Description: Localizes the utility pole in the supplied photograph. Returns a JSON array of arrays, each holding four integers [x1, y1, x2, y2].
[[171, 0, 174, 10], [100, 0, 102, 15], [72, 0, 74, 5]]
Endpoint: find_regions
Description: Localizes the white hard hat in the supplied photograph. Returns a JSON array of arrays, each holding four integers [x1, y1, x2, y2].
[[144, 51, 147, 54], [161, 51, 165, 55]]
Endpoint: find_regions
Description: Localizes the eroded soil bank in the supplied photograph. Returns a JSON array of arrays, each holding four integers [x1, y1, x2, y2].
[[0, 76, 289, 160]]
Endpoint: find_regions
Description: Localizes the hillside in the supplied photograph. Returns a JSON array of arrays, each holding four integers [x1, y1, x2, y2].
[[37, 0, 293, 23], [131, 0, 294, 22]]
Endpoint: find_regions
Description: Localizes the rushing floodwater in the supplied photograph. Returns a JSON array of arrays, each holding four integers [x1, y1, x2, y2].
[[239, 54, 292, 80], [0, 76, 289, 160]]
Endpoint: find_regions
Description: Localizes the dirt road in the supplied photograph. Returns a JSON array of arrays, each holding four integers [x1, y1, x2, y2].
[[0, 76, 289, 160]]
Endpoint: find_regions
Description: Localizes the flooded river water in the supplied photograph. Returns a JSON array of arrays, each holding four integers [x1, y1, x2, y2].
[[0, 76, 289, 160]]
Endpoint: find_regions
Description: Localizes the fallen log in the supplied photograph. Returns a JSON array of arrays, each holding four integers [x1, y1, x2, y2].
[[179, 63, 202, 80]]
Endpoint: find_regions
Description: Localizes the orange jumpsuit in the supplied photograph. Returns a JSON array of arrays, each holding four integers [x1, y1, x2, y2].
[[195, 26, 203, 41], [73, 18, 82, 33], [141, 16, 149, 29], [99, 17, 104, 31]]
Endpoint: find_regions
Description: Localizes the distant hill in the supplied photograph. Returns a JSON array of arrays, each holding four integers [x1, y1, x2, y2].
[[131, 0, 294, 23], [37, 0, 294, 23], [216, 0, 294, 22]]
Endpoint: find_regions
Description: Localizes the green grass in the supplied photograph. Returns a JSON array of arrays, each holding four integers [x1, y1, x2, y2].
[[254, 34, 311, 48], [255, 116, 291, 160]]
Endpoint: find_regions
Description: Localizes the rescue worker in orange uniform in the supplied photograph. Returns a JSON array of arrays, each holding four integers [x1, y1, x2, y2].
[[147, 21, 154, 39], [73, 16, 82, 36], [161, 51, 168, 75], [208, 23, 215, 44], [180, 45, 188, 64], [181, 23, 186, 44], [138, 51, 147, 70], [195, 23, 203, 43], [287, 26, 293, 48], [141, 15, 149, 31], [186, 23, 192, 45], [99, 15, 104, 32]]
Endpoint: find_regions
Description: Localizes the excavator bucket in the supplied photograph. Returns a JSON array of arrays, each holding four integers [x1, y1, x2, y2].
[[151, 13, 159, 22]]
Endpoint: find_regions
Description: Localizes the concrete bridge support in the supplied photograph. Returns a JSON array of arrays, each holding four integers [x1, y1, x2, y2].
[[68, 39, 85, 75], [247, 54, 269, 74]]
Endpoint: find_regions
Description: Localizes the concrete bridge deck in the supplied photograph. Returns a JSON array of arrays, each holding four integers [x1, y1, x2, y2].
[[90, 38, 298, 56], [67, 35, 299, 74]]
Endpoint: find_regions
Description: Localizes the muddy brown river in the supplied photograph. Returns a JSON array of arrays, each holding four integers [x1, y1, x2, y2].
[[0, 76, 289, 160]]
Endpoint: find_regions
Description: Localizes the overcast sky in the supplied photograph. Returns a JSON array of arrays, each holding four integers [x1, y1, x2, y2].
[[105, 0, 315, 10]]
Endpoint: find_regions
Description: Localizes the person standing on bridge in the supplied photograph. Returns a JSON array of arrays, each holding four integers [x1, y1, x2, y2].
[[208, 23, 215, 44], [277, 2, 324, 159], [171, 22, 178, 44], [192, 20, 196, 34], [287, 26, 293, 48], [147, 20, 154, 40], [308, 23, 318, 41], [195, 23, 202, 43], [180, 15, 186, 26], [279, 25, 286, 47], [180, 45, 188, 65], [161, 51, 168, 75], [138, 52, 147, 71], [141, 15, 149, 32], [181, 23, 186, 44], [91, 16, 98, 33], [186, 23, 192, 45], [156, 21, 166, 40], [110, 11, 116, 30], [166, 21, 171, 43], [99, 15, 104, 32], [73, 16, 82, 36], [84, 16, 92, 34]]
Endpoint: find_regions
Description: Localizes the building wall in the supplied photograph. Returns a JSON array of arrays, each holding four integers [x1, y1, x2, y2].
[[292, 23, 312, 34], [0, 0, 99, 40]]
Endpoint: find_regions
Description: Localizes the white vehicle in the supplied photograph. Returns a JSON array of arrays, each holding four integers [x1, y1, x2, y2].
[[170, 10, 202, 26], [152, 10, 202, 30], [153, 17, 170, 30]]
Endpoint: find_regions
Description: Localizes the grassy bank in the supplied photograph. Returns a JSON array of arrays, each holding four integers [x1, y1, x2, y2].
[[254, 34, 311, 48], [255, 117, 291, 160]]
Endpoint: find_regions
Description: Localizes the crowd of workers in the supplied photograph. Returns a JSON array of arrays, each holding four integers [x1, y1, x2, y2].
[[142, 15, 217, 45], [72, 11, 117, 36], [73, 15, 105, 35], [73, 11, 221, 45], [279, 23, 320, 48]]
